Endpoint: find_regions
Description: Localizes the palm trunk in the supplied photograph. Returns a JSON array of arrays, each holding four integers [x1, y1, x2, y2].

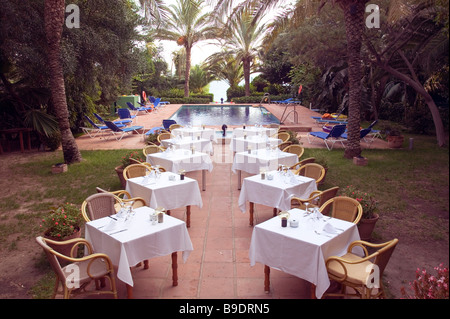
[[44, 0, 81, 164], [342, 0, 367, 159], [243, 58, 251, 97], [184, 45, 191, 98]]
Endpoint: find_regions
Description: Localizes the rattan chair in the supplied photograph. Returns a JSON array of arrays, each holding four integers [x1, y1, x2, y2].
[[123, 163, 149, 180], [169, 123, 183, 131], [282, 144, 305, 159], [291, 186, 340, 211], [81, 193, 121, 222], [274, 131, 290, 143], [289, 157, 316, 171], [95, 187, 147, 212], [150, 165, 166, 172], [295, 163, 326, 185], [278, 141, 292, 151], [319, 196, 363, 224], [157, 132, 174, 144], [36, 236, 118, 299], [143, 144, 164, 156], [324, 238, 399, 299]]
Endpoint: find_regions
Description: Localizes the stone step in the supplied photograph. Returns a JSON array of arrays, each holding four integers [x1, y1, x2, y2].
[[280, 124, 312, 132]]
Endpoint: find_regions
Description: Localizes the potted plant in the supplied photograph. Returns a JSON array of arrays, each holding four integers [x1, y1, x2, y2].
[[382, 125, 404, 148], [286, 130, 301, 145], [145, 130, 162, 146], [341, 185, 379, 240], [40, 203, 84, 256], [115, 150, 146, 188]]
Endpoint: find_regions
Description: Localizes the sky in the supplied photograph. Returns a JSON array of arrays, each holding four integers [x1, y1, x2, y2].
[[154, 0, 292, 69]]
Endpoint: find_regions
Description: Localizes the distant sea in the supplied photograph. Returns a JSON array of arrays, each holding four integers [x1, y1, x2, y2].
[[208, 80, 229, 103]]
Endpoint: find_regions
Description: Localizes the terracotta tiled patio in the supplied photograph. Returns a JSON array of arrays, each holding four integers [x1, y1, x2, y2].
[[75, 103, 388, 299]]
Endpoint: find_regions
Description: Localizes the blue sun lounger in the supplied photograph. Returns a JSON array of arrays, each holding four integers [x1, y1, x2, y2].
[[127, 102, 152, 114], [82, 115, 125, 138], [307, 124, 347, 150], [94, 112, 132, 126], [104, 121, 144, 141]]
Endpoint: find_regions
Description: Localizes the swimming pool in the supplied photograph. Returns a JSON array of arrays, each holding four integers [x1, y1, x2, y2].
[[169, 105, 280, 126]]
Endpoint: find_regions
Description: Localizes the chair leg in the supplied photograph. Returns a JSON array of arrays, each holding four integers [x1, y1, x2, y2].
[[52, 277, 60, 299]]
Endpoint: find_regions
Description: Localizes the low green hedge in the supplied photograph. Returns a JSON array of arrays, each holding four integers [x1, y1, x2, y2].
[[161, 97, 212, 104], [231, 94, 293, 104]]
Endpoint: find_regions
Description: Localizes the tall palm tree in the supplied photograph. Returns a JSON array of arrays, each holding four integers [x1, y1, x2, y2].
[[44, 0, 82, 164], [337, 0, 368, 159], [156, 0, 218, 97], [204, 51, 244, 89], [214, 0, 366, 158], [139, 0, 169, 26], [221, 5, 266, 96], [189, 65, 216, 93]]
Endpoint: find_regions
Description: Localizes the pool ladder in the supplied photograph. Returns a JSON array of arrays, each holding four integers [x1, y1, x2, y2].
[[280, 103, 299, 124]]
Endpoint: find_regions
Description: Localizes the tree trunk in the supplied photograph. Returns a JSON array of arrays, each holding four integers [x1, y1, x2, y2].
[[342, 0, 367, 159], [184, 45, 191, 98], [44, 0, 82, 164], [243, 57, 251, 97], [381, 64, 446, 147]]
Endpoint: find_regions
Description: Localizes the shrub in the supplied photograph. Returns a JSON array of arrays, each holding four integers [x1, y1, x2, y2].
[[401, 263, 449, 299]]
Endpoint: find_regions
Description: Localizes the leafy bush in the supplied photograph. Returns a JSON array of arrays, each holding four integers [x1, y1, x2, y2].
[[401, 263, 449, 299]]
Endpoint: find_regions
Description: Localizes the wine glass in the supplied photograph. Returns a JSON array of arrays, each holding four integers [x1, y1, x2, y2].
[[304, 202, 310, 216]]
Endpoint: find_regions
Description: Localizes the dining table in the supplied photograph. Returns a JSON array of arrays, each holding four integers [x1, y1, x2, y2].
[[171, 126, 217, 143], [232, 126, 278, 139], [125, 171, 203, 227], [146, 148, 213, 191], [238, 170, 317, 226], [231, 148, 298, 189], [85, 206, 194, 299], [249, 208, 361, 299], [160, 136, 213, 155], [230, 135, 281, 153]]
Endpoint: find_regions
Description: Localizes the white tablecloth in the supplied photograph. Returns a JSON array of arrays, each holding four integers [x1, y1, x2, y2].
[[249, 208, 360, 298], [171, 127, 217, 143], [147, 148, 213, 173], [230, 136, 281, 153], [85, 206, 193, 287], [231, 149, 298, 174], [232, 127, 277, 138], [125, 172, 203, 210], [161, 137, 213, 155], [238, 171, 317, 212]]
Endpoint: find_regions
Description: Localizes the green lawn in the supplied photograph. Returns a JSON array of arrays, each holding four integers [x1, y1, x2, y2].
[[0, 133, 448, 298]]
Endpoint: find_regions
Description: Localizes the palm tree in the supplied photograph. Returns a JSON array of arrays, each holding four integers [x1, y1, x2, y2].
[[189, 65, 216, 93], [44, 0, 82, 164], [204, 51, 244, 89], [214, 0, 366, 157], [156, 0, 218, 97], [337, 0, 368, 159], [221, 5, 266, 96], [139, 0, 169, 26]]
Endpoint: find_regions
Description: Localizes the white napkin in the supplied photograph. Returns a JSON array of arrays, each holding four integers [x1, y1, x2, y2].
[[103, 219, 117, 232], [322, 222, 339, 235], [286, 170, 299, 184]]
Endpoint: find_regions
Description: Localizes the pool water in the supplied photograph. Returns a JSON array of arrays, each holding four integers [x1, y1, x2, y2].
[[169, 105, 280, 126]]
